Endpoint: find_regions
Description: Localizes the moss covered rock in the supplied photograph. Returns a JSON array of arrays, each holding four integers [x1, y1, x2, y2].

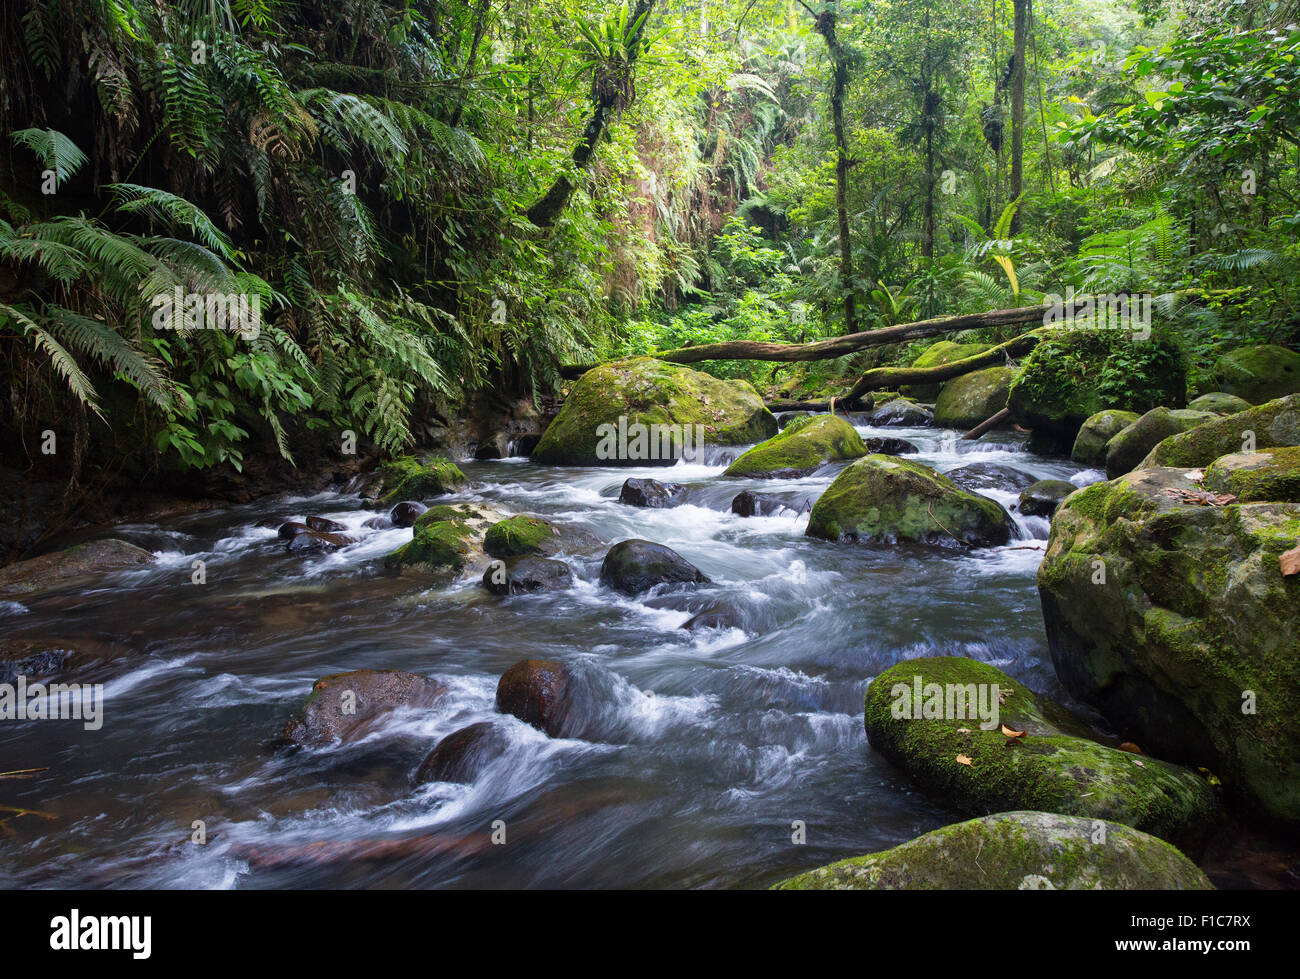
[[806, 456, 1013, 548], [1007, 327, 1186, 441], [1201, 447, 1300, 502], [863, 657, 1217, 848], [902, 340, 992, 401], [1104, 408, 1217, 479], [773, 811, 1212, 890], [932, 367, 1016, 429], [484, 515, 557, 558], [383, 518, 476, 572], [380, 456, 467, 502], [531, 357, 776, 466], [1038, 465, 1300, 824], [1140, 394, 1300, 470], [1188, 392, 1254, 415], [1211, 344, 1300, 405], [1018, 479, 1078, 517], [723, 414, 867, 478], [1071, 409, 1140, 466]]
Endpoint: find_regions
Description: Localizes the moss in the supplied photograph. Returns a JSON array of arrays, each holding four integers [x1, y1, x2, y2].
[[863, 657, 1217, 849], [1143, 394, 1300, 469], [1071, 409, 1140, 466], [380, 455, 467, 502], [773, 811, 1212, 890], [806, 455, 1012, 547], [1188, 392, 1254, 415], [1211, 344, 1300, 405], [902, 340, 992, 400], [531, 357, 778, 466], [932, 366, 1015, 428], [723, 413, 867, 477], [382, 518, 474, 571], [1105, 408, 1217, 479], [1201, 447, 1300, 502], [484, 515, 555, 557], [414, 503, 483, 529]]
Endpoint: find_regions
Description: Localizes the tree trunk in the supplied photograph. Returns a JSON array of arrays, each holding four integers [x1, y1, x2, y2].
[[813, 6, 858, 334], [1010, 0, 1028, 233], [449, 0, 492, 128], [840, 329, 1042, 402]]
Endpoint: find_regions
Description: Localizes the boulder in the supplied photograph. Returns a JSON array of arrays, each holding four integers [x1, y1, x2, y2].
[[530, 357, 776, 466], [388, 501, 428, 527], [414, 722, 511, 785], [777, 411, 812, 430], [901, 340, 992, 401], [945, 463, 1037, 495], [1201, 446, 1300, 502], [1018, 479, 1078, 518], [1104, 408, 1217, 479], [723, 414, 867, 478], [495, 659, 573, 737], [1071, 409, 1140, 466], [306, 516, 347, 533], [932, 367, 1015, 429], [286, 530, 356, 553], [362, 515, 393, 530], [0, 539, 155, 598], [379, 456, 467, 503], [863, 657, 1217, 849], [806, 456, 1013, 548], [482, 556, 574, 595], [279, 670, 447, 748], [483, 515, 557, 558], [1007, 327, 1186, 441], [731, 490, 797, 517], [383, 518, 475, 573], [618, 477, 685, 508], [1188, 392, 1254, 415], [599, 539, 710, 595], [681, 604, 745, 631], [1140, 394, 1300, 470], [773, 811, 1212, 890], [277, 521, 310, 540], [870, 399, 934, 427], [862, 436, 918, 455], [1039, 465, 1300, 823], [1210, 344, 1300, 404]]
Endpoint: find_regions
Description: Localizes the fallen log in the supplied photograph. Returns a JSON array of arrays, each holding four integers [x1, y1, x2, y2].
[[763, 395, 870, 413], [840, 330, 1044, 403], [962, 406, 1014, 440]]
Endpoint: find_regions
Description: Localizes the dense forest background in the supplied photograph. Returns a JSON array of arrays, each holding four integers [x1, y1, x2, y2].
[[2, 0, 1297, 499]]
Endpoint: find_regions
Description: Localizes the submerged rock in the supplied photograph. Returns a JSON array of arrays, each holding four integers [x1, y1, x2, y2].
[[863, 657, 1217, 849], [414, 722, 511, 785], [1018, 479, 1077, 517], [618, 477, 685, 508], [1104, 407, 1216, 478], [1140, 394, 1300, 470], [1210, 344, 1300, 405], [862, 436, 918, 456], [1039, 465, 1300, 824], [278, 521, 310, 540], [379, 456, 467, 503], [306, 515, 347, 533], [482, 556, 574, 595], [1188, 392, 1254, 415], [945, 462, 1036, 495], [0, 539, 155, 598], [773, 811, 1212, 890], [388, 501, 428, 527], [807, 456, 1013, 548], [870, 399, 934, 427], [1071, 409, 1140, 466], [286, 530, 356, 553], [932, 367, 1015, 429], [724, 414, 867, 478], [731, 490, 798, 517], [681, 604, 745, 631], [599, 539, 710, 595], [279, 670, 447, 748], [531, 357, 777, 466]]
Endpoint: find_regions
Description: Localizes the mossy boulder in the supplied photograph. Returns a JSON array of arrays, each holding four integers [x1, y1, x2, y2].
[[773, 811, 1212, 890], [380, 456, 467, 502], [806, 456, 1013, 548], [1202, 447, 1300, 502], [1140, 394, 1300, 470], [1104, 408, 1217, 479], [1210, 344, 1300, 405], [1188, 392, 1254, 415], [870, 398, 934, 427], [1018, 479, 1078, 518], [1007, 327, 1186, 441], [1071, 409, 1140, 466], [531, 357, 776, 466], [0, 539, 155, 598], [1038, 465, 1300, 824], [932, 367, 1015, 429], [383, 519, 475, 572], [901, 340, 993, 401], [863, 657, 1217, 849], [483, 515, 557, 558], [723, 414, 867, 478]]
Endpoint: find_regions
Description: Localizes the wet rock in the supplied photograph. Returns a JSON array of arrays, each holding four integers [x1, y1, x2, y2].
[[383, 518, 474, 572], [495, 659, 573, 737], [598, 539, 710, 595], [306, 515, 347, 533], [379, 456, 467, 502], [414, 722, 511, 785], [286, 530, 356, 553], [484, 515, 558, 557], [932, 367, 1015, 429], [388, 501, 428, 527], [1201, 446, 1300, 502], [474, 434, 511, 460], [482, 556, 574, 595], [724, 414, 868, 478], [277, 521, 310, 540], [0, 640, 77, 683], [362, 516, 393, 530], [515, 434, 541, 457], [1188, 392, 1254, 416], [1140, 394, 1300, 470], [901, 340, 993, 401], [0, 539, 155, 598], [945, 463, 1037, 495], [1210, 344, 1300, 405], [807, 456, 1013, 548], [618, 477, 685, 508], [870, 399, 934, 427], [681, 604, 744, 631], [731, 490, 798, 517], [1070, 409, 1140, 466], [774, 811, 1212, 890], [863, 436, 918, 456], [1104, 407, 1217, 478], [1017, 479, 1077, 517], [864, 657, 1217, 850], [279, 670, 448, 748], [531, 357, 776, 466]]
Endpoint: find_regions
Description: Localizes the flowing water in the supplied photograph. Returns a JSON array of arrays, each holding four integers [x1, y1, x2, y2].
[[1, 419, 1119, 888]]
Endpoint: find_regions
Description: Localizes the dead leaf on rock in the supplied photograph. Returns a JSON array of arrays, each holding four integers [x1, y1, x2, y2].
[[956, 754, 973, 766], [1118, 741, 1143, 755], [1132, 758, 1146, 768], [1185, 469, 1204, 482], [1001, 724, 1026, 738], [1280, 545, 1300, 577], [956, 728, 971, 734], [1161, 487, 1237, 506]]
